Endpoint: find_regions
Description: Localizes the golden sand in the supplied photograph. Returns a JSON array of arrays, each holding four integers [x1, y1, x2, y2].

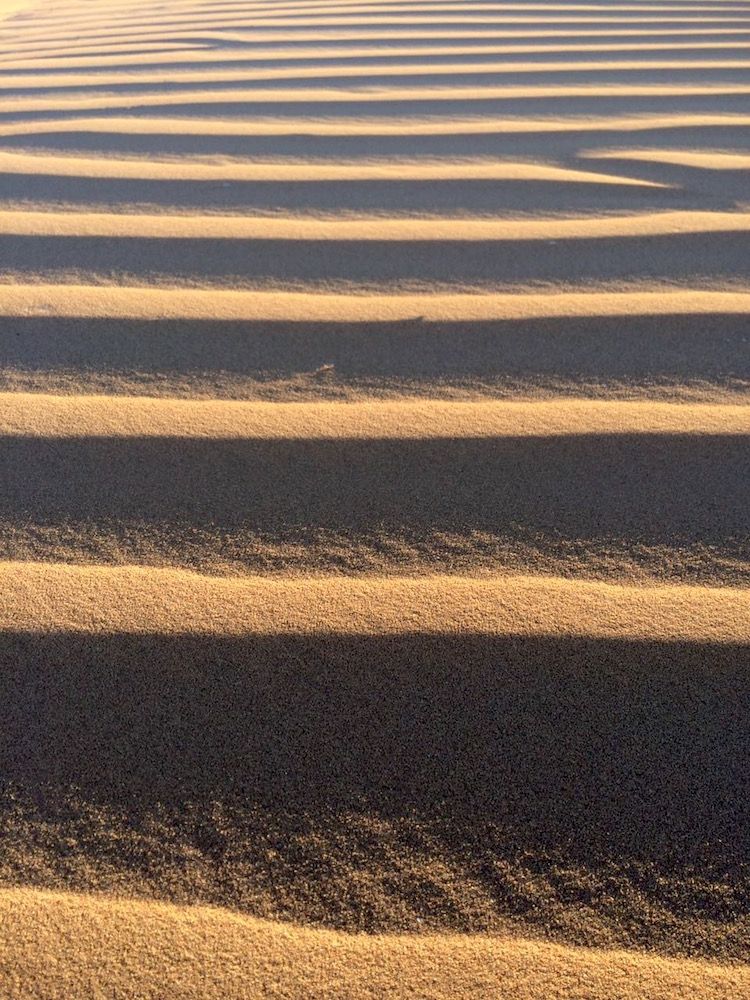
[[3, 563, 749, 640], [2, 208, 747, 239], [1, 0, 748, 994], [3, 113, 750, 137], [2, 393, 749, 438], [2, 284, 748, 321], [583, 148, 750, 169], [0, 150, 666, 186], [3, 888, 748, 1000]]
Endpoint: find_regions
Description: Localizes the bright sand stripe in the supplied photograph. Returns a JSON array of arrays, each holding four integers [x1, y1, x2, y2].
[[0, 29, 217, 53], [0, 0, 36, 17], [4, 58, 750, 88], [249, 5, 750, 14], [1, 284, 748, 321], [14, 21, 750, 49], [2, 564, 749, 641], [10, 38, 749, 62], [203, 27, 750, 42], [2, 30, 750, 72], [5, 209, 745, 239], [5, 12, 750, 40], [0, 41, 208, 58], [4, 32, 750, 67], [1, 83, 749, 114], [17, 4, 750, 26], [84, 13, 750, 27], [9, 18, 748, 55], [0, 48, 211, 69], [6, 38, 750, 70], [0, 151, 665, 185], [0, 395, 747, 439], [212, 25, 748, 38], [2, 113, 748, 137], [195, 3, 750, 12], [584, 148, 750, 168], [3, 888, 750, 1000], [4, 26, 750, 53]]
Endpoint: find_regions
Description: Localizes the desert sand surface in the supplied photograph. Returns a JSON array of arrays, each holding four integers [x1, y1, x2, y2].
[[0, 0, 749, 997], [3, 889, 750, 1000]]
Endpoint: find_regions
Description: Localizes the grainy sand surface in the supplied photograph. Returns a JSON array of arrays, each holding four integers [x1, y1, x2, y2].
[[0, 0, 749, 996]]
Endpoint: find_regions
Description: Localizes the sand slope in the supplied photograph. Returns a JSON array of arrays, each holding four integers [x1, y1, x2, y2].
[[2, 889, 749, 1000], [3, 563, 750, 639], [1, 0, 749, 996]]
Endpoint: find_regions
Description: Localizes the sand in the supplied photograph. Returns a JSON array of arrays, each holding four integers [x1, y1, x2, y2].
[[1, 0, 749, 996], [2, 394, 750, 437], [3, 563, 750, 639], [3, 889, 750, 1000]]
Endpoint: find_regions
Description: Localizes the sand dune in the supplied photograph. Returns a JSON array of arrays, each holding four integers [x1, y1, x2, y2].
[[1, 0, 748, 995], [3, 889, 749, 1000]]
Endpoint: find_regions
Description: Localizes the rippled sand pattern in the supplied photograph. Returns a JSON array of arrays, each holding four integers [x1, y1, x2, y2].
[[0, 0, 749, 997]]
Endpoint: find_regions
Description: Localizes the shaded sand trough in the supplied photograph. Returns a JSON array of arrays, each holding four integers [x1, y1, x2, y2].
[[1, 0, 749, 996]]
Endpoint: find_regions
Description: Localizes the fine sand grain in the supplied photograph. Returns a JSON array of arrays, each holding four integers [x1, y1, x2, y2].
[[2, 889, 750, 1000], [1, 0, 749, 996]]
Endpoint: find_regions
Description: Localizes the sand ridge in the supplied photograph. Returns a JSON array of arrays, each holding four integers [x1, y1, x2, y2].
[[3, 207, 748, 238], [2, 284, 749, 320], [0, 393, 748, 438], [0, 149, 668, 185], [2, 562, 749, 640], [3, 888, 749, 1000], [3, 111, 749, 136]]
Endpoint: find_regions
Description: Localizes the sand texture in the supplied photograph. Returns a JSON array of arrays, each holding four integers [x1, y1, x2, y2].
[[0, 0, 749, 996]]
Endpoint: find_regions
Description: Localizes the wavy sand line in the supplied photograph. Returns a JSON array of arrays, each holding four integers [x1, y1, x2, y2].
[[7, 39, 750, 71], [221, 19, 750, 31], [8, 39, 750, 70], [5, 28, 750, 62], [2, 888, 749, 1000], [3, 563, 750, 640], [200, 27, 750, 43], [2, 82, 748, 113], [0, 151, 666, 185], [20, 4, 750, 26], [217, 3, 750, 11], [5, 58, 750, 89], [584, 147, 750, 168], [7, 12, 750, 40], [2, 112, 747, 137], [2, 284, 747, 321], [8, 22, 749, 58], [0, 41, 209, 61], [4, 25, 749, 55], [133, 13, 750, 26], [7, 208, 742, 239]]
